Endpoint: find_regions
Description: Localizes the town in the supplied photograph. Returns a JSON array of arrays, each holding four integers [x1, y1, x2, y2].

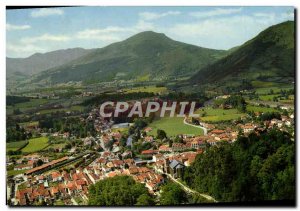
[[6, 8, 295, 205], [6, 92, 295, 205]]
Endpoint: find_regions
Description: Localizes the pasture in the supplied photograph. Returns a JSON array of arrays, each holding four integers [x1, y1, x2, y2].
[[196, 107, 244, 122], [21, 137, 49, 153], [246, 105, 278, 113], [7, 140, 29, 152], [148, 117, 203, 137], [122, 86, 167, 94]]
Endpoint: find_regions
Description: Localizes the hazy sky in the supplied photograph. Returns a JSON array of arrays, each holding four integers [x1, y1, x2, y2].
[[6, 6, 294, 58]]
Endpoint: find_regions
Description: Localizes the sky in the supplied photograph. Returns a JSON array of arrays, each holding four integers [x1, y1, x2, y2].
[[6, 6, 294, 58]]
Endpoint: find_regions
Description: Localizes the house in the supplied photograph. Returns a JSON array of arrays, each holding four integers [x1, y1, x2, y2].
[[207, 139, 218, 146], [153, 154, 164, 162], [144, 127, 152, 133], [51, 171, 62, 182], [241, 123, 256, 134], [168, 160, 185, 178], [83, 137, 95, 146], [14, 164, 33, 171], [158, 145, 171, 152], [144, 136, 154, 142], [141, 150, 158, 155], [190, 136, 206, 149], [171, 143, 187, 152]]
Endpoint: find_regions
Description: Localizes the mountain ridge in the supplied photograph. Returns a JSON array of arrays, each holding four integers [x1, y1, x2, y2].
[[7, 48, 94, 77], [30, 31, 228, 84], [190, 21, 295, 85]]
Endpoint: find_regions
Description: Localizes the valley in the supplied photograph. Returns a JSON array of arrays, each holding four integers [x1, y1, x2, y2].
[[6, 20, 295, 206]]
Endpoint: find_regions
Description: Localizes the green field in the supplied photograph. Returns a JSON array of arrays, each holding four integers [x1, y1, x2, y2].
[[45, 143, 67, 150], [7, 169, 26, 176], [6, 98, 49, 115], [123, 86, 167, 94], [148, 117, 203, 137], [255, 86, 293, 95], [7, 140, 29, 152], [196, 107, 244, 122], [259, 94, 280, 101], [252, 81, 279, 88], [38, 105, 84, 114], [19, 121, 39, 127], [21, 137, 49, 153], [246, 105, 278, 113]]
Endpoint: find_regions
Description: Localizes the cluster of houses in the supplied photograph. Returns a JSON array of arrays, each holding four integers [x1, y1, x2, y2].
[[14, 154, 49, 171], [10, 104, 295, 206], [15, 168, 92, 205], [83, 151, 165, 194], [264, 115, 294, 129]]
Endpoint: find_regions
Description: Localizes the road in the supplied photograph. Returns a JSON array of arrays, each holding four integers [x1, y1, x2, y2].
[[183, 117, 207, 136], [166, 173, 218, 203], [71, 198, 78, 205]]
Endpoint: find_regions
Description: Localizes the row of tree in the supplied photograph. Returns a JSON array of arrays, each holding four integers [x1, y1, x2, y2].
[[183, 128, 295, 202]]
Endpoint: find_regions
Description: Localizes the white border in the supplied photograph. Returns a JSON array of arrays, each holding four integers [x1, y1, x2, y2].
[[0, 1, 299, 211]]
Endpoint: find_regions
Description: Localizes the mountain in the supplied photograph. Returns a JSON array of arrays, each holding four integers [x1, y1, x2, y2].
[[191, 21, 295, 85], [31, 31, 227, 84], [7, 48, 94, 76]]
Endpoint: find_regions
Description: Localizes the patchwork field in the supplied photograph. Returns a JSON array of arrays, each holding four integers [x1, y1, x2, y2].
[[7, 140, 29, 152], [122, 86, 167, 94], [21, 137, 49, 153], [7, 169, 26, 176], [196, 107, 244, 122], [38, 105, 84, 114], [255, 86, 293, 95], [246, 105, 278, 113], [148, 117, 203, 137]]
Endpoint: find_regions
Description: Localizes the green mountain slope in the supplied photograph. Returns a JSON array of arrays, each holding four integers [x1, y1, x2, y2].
[[31, 31, 227, 84], [191, 21, 295, 85], [7, 48, 93, 76]]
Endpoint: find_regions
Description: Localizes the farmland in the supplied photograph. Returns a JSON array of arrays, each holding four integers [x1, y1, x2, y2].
[[7, 140, 29, 152], [246, 105, 278, 113], [7, 169, 27, 177], [122, 86, 167, 94], [196, 107, 244, 122], [148, 117, 203, 137], [254, 86, 293, 95], [21, 137, 49, 153]]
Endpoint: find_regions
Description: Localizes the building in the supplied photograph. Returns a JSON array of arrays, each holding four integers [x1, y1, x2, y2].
[[168, 160, 185, 179]]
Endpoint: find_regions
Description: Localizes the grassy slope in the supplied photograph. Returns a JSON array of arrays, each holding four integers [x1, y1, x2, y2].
[[148, 117, 203, 137], [191, 21, 295, 85], [196, 107, 244, 122], [21, 137, 49, 153], [32, 31, 227, 84]]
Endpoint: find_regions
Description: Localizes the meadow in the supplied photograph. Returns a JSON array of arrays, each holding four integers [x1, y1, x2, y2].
[[38, 105, 84, 114], [7, 169, 27, 176], [7, 140, 29, 152], [254, 86, 293, 95], [246, 105, 278, 113], [196, 107, 244, 122], [21, 137, 49, 153], [148, 117, 203, 137], [122, 85, 167, 94]]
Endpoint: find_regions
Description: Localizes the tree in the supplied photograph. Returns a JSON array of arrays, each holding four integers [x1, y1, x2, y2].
[[135, 194, 155, 206], [36, 159, 44, 167], [160, 183, 187, 205], [88, 176, 149, 206], [183, 128, 295, 202], [157, 129, 167, 140]]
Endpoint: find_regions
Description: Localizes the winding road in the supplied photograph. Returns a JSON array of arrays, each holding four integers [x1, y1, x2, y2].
[[183, 117, 207, 135], [166, 173, 218, 202]]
